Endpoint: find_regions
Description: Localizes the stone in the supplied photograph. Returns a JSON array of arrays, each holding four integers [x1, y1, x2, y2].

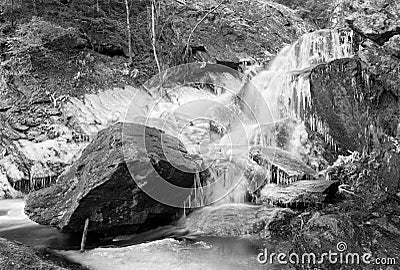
[[184, 204, 295, 237], [331, 0, 400, 44], [358, 39, 400, 99], [250, 146, 317, 181], [309, 58, 370, 152], [260, 180, 340, 208], [0, 237, 86, 270], [309, 56, 399, 151], [326, 141, 400, 209], [291, 209, 400, 270], [11, 122, 30, 132], [25, 122, 204, 235], [384, 34, 400, 58]]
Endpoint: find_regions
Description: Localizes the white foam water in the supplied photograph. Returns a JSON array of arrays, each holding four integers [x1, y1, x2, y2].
[[243, 29, 354, 122], [191, 29, 356, 207], [60, 237, 265, 270]]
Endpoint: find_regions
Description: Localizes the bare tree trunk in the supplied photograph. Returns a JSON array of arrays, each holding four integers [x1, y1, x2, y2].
[[33, 0, 37, 15], [124, 0, 133, 65], [151, 0, 161, 73], [11, 0, 14, 27]]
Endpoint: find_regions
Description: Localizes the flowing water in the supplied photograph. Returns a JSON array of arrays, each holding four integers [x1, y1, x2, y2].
[[0, 29, 355, 269], [0, 200, 78, 249], [0, 200, 271, 270], [182, 29, 355, 208]]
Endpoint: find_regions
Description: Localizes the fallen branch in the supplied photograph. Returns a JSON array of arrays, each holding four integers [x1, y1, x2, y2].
[[80, 218, 90, 252], [184, 1, 224, 59], [338, 184, 362, 198]]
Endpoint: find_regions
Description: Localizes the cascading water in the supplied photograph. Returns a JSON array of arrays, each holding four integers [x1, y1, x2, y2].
[[241, 29, 354, 121], [236, 29, 355, 154], [184, 29, 356, 207], [270, 29, 354, 72]]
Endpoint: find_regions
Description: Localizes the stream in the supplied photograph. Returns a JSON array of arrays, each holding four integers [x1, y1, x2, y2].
[[0, 200, 273, 270]]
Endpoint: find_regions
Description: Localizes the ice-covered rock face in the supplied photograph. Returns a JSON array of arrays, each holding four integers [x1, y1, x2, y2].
[[245, 29, 355, 122], [230, 29, 357, 162]]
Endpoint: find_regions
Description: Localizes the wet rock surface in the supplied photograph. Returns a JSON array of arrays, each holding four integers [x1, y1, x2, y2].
[[0, 237, 87, 270], [308, 58, 371, 152], [308, 53, 399, 151], [184, 204, 295, 237], [250, 147, 317, 181], [282, 143, 400, 269], [24, 123, 203, 235], [290, 204, 400, 270]]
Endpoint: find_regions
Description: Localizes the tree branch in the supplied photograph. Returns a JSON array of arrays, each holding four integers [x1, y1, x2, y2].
[[151, 0, 161, 73], [184, 1, 224, 59]]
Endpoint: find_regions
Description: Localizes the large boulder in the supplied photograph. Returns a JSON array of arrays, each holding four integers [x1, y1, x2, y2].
[[308, 55, 399, 152], [308, 58, 371, 152], [25, 122, 203, 235], [328, 1, 400, 142]]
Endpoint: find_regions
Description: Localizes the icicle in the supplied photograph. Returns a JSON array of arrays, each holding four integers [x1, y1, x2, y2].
[[194, 175, 197, 204], [277, 171, 280, 185]]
